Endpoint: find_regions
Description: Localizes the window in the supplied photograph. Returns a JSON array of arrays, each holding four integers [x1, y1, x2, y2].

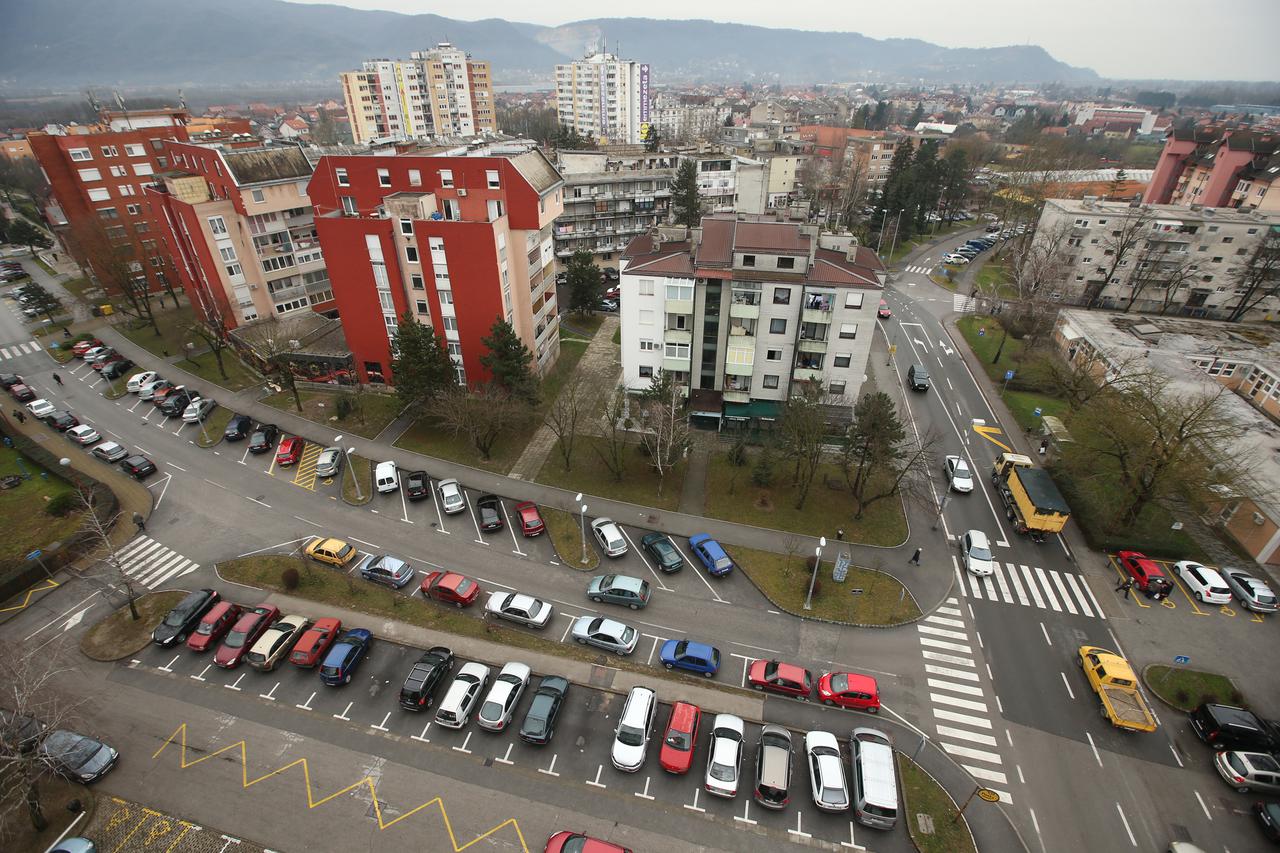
[[341, 196, 357, 215], [97, 207, 118, 220], [769, 318, 787, 334], [742, 254, 756, 267], [834, 354, 851, 368], [438, 290, 454, 304], [763, 375, 780, 389], [1212, 256, 1224, 263], [132, 163, 154, 176], [773, 287, 791, 305], [639, 366, 654, 378], [777, 257, 795, 270], [100, 145, 118, 157], [68, 148, 92, 162], [666, 283, 693, 301], [219, 246, 238, 263], [399, 218, 413, 236], [638, 279, 654, 296], [298, 181, 307, 196], [829, 381, 847, 395], [767, 349, 782, 361], [126, 204, 142, 216], [839, 323, 857, 339], [411, 274, 425, 290], [442, 317, 458, 331], [447, 343, 462, 357], [415, 300, 429, 313], [336, 168, 349, 186], [1237, 247, 1249, 255], [117, 184, 136, 196], [844, 292, 864, 309], [664, 342, 691, 359], [1222, 236, 1234, 243], [405, 246, 419, 263], [639, 309, 655, 325], [123, 143, 144, 157], [77, 168, 102, 181], [408, 169, 421, 187], [208, 216, 228, 236], [439, 169, 453, 188], [486, 199, 504, 220], [639, 340, 657, 351], [486, 170, 500, 189], [251, 189, 265, 203]]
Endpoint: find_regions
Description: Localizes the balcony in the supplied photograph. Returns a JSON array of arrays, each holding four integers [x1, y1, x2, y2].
[[723, 389, 751, 403], [667, 297, 694, 315], [797, 337, 827, 354], [792, 366, 823, 382], [727, 324, 755, 341], [663, 355, 692, 372], [725, 345, 754, 377], [729, 301, 759, 320], [256, 241, 294, 260], [664, 329, 692, 345], [801, 303, 833, 324]]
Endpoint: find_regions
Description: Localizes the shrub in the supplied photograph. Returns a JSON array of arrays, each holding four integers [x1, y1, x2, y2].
[[727, 435, 748, 467], [1199, 692, 1219, 708], [1174, 689, 1189, 705], [751, 450, 774, 487], [1230, 690, 1245, 706], [45, 492, 75, 517], [335, 394, 354, 419], [281, 567, 299, 590]]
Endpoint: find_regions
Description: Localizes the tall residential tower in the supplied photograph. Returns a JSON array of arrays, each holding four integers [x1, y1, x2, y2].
[[555, 52, 651, 145]]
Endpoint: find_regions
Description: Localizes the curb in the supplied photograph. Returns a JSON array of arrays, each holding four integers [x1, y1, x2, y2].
[[734, 560, 934, 629], [341, 455, 373, 507], [896, 753, 978, 853], [1140, 663, 1241, 714], [80, 589, 190, 661]]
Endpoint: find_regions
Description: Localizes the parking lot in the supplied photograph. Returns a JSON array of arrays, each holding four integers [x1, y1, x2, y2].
[[1106, 553, 1273, 625]]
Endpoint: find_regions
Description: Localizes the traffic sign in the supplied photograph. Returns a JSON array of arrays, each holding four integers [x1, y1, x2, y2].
[[1174, 655, 1191, 665], [26, 549, 42, 561], [977, 788, 1001, 803], [1004, 369, 1015, 381], [832, 551, 851, 583], [1033, 407, 1042, 417]]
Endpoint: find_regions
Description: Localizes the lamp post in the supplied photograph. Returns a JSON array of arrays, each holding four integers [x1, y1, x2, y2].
[[804, 536, 827, 611], [579, 502, 589, 565], [335, 434, 362, 501]]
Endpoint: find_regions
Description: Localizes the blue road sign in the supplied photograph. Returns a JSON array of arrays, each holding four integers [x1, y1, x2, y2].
[[833, 551, 851, 583], [1033, 407, 1043, 417], [26, 549, 42, 561], [1174, 655, 1191, 665], [1004, 369, 1015, 381]]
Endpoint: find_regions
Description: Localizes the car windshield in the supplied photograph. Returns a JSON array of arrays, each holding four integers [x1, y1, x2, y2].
[[620, 627, 636, 645], [617, 724, 645, 747], [320, 665, 339, 677], [195, 620, 215, 635], [819, 785, 847, 807], [453, 578, 475, 596], [223, 628, 250, 648], [714, 556, 733, 570], [665, 728, 692, 751], [163, 606, 192, 627], [709, 761, 736, 782], [969, 546, 992, 561], [54, 737, 99, 768]]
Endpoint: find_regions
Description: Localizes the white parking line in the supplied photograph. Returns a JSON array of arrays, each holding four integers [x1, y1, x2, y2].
[[1115, 803, 1137, 847], [1194, 790, 1212, 820], [466, 496, 486, 543], [453, 732, 473, 754], [538, 755, 559, 776], [619, 527, 671, 592], [334, 701, 353, 720], [1060, 672, 1075, 700], [398, 478, 412, 525], [348, 536, 380, 549], [634, 776, 653, 800], [1085, 731, 1102, 767], [502, 500, 526, 555], [670, 539, 727, 603], [585, 764, 606, 788], [296, 692, 316, 711], [430, 480, 449, 533]]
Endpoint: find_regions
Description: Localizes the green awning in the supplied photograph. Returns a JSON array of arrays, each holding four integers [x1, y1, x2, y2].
[[724, 400, 781, 420]]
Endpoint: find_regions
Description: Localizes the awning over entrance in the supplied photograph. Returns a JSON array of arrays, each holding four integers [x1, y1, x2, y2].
[[690, 389, 724, 419], [724, 400, 781, 421]]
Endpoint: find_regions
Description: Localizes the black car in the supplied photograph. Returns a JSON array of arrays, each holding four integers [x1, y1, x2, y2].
[[224, 413, 252, 441], [398, 647, 454, 711], [46, 410, 79, 431], [159, 392, 194, 417], [247, 423, 280, 453], [39, 729, 118, 783], [152, 588, 220, 646], [1257, 801, 1280, 842], [1189, 703, 1280, 752], [121, 455, 157, 480], [476, 494, 504, 531], [0, 373, 20, 390], [100, 359, 135, 380], [519, 675, 569, 745], [405, 470, 431, 501], [641, 532, 684, 573]]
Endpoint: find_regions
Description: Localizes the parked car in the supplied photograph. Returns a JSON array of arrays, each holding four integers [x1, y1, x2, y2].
[[420, 570, 481, 607], [305, 537, 356, 567], [9, 383, 35, 402], [79, 346, 109, 363], [275, 436, 304, 466], [214, 605, 281, 668], [753, 725, 794, 809], [138, 378, 171, 401], [150, 383, 184, 405], [748, 659, 813, 698], [476, 662, 532, 732], [319, 628, 373, 686], [1117, 550, 1174, 600], [514, 501, 545, 536], [641, 532, 684, 573], [1215, 750, 1280, 795], [404, 470, 430, 500], [944, 455, 974, 493], [591, 518, 628, 557], [1189, 703, 1280, 752], [45, 410, 78, 431], [126, 371, 158, 393], [544, 833, 630, 853], [1222, 567, 1278, 613], [476, 494, 504, 531], [689, 534, 735, 577], [611, 686, 657, 772], [438, 478, 466, 513], [186, 602, 243, 652], [485, 591, 553, 628], [659, 701, 701, 774], [805, 730, 850, 812], [850, 727, 899, 829], [356, 553, 415, 589], [72, 339, 103, 358], [942, 254, 970, 265], [587, 574, 651, 609], [182, 398, 216, 424], [519, 675, 569, 745], [374, 460, 398, 493], [245, 614, 309, 672], [960, 530, 995, 577], [66, 424, 100, 446], [570, 615, 638, 656], [0, 373, 21, 390], [91, 441, 128, 463], [660, 639, 720, 677], [398, 647, 454, 711], [120, 455, 157, 480], [705, 714, 745, 798], [1174, 561, 1233, 605], [817, 671, 881, 713], [434, 662, 490, 728], [100, 359, 134, 381], [27, 398, 54, 418], [152, 588, 220, 646], [315, 447, 344, 478], [1254, 800, 1280, 842], [158, 392, 196, 418], [247, 423, 280, 454], [223, 413, 252, 441], [39, 730, 117, 783], [289, 617, 342, 668]]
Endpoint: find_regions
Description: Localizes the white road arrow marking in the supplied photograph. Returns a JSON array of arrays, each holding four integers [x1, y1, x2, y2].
[[61, 606, 92, 632]]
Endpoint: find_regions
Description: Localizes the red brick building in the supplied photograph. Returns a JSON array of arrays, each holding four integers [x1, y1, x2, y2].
[[307, 147, 563, 385]]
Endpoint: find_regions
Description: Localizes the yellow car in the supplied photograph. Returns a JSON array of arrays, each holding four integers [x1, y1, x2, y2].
[[305, 537, 356, 567]]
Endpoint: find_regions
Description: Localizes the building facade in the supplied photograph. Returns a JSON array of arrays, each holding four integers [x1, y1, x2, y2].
[[650, 94, 725, 144], [1145, 126, 1280, 208], [619, 216, 886, 426], [555, 53, 650, 145], [307, 148, 564, 386], [553, 148, 677, 268]]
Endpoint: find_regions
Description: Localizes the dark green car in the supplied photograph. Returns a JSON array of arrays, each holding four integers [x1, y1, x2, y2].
[[641, 532, 684, 573]]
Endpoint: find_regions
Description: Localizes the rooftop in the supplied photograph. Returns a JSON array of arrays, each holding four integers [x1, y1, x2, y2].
[[1045, 197, 1278, 223], [222, 146, 314, 185]]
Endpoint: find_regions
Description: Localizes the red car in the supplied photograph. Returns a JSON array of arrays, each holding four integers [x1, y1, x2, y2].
[[544, 832, 631, 853], [420, 571, 481, 607], [747, 659, 813, 699], [1116, 550, 1174, 600], [817, 671, 881, 713], [213, 605, 280, 668], [289, 617, 341, 668], [275, 436, 304, 466], [186, 602, 242, 653], [9, 383, 35, 402], [515, 501, 545, 537], [71, 338, 103, 357], [90, 352, 122, 371], [658, 701, 701, 774]]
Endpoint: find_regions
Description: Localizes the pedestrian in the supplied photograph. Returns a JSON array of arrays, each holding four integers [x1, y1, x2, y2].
[[12, 409, 25, 424], [132, 512, 145, 532], [52, 372, 63, 386], [1115, 578, 1133, 599], [909, 547, 922, 565], [836, 528, 845, 541]]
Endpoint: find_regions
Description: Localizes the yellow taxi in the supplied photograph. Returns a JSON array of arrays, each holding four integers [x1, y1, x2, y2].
[[305, 537, 357, 567]]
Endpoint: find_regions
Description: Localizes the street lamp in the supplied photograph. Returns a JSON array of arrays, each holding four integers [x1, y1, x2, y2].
[[579, 501, 589, 565], [804, 536, 827, 611], [335, 434, 362, 501]]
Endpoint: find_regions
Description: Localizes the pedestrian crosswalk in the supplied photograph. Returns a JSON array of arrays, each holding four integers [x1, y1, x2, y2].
[[953, 293, 978, 313], [111, 536, 199, 589], [916, 602, 1013, 803], [0, 340, 43, 361], [954, 559, 1106, 619], [903, 264, 933, 275]]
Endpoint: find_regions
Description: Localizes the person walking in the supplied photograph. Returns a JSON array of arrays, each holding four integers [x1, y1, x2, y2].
[[52, 372, 63, 386], [132, 512, 146, 532], [1115, 578, 1133, 599], [909, 547, 922, 565], [836, 528, 845, 541], [12, 409, 25, 424]]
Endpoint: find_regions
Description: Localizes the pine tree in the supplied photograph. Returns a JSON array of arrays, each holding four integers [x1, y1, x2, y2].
[[870, 100, 890, 130], [565, 249, 604, 315], [671, 159, 702, 228], [480, 318, 538, 403], [643, 124, 660, 152], [875, 139, 915, 236], [908, 103, 926, 127], [9, 219, 51, 252], [390, 312, 456, 407]]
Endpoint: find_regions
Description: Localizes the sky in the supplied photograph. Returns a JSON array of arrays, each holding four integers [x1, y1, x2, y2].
[[283, 0, 1278, 81]]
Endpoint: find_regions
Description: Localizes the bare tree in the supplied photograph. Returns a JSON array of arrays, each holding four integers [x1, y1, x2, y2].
[[66, 485, 144, 620], [593, 385, 631, 483], [546, 375, 593, 472], [776, 380, 832, 510], [1125, 243, 1200, 314], [433, 384, 531, 461], [1003, 220, 1073, 349], [837, 392, 937, 519], [66, 218, 159, 335], [1084, 208, 1155, 309], [183, 288, 236, 381], [1025, 350, 1155, 410], [1225, 231, 1280, 322], [634, 370, 690, 497], [231, 315, 318, 412]]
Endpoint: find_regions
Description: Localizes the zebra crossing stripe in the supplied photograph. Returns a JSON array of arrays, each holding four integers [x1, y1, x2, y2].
[[921, 650, 975, 667], [1049, 570, 1077, 615], [150, 559, 196, 588], [925, 664, 980, 682], [963, 764, 1009, 785], [936, 605, 964, 617], [1034, 567, 1062, 611], [29, 340, 39, 349], [1079, 575, 1107, 620], [991, 563, 1013, 602], [942, 743, 1005, 765], [933, 708, 993, 729], [126, 546, 174, 580], [935, 725, 998, 747], [1063, 574, 1094, 618], [930, 692, 989, 713], [918, 636, 974, 654], [980, 574, 998, 599], [1001, 562, 1029, 605], [120, 539, 164, 566], [928, 678, 985, 697], [137, 552, 186, 585], [116, 536, 156, 559], [0, 348, 9, 359], [1019, 565, 1045, 608], [924, 614, 966, 628], [918, 624, 969, 641], [967, 572, 983, 597]]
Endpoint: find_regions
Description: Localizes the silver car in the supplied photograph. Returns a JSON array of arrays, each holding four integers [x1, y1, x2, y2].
[[944, 456, 973, 493], [485, 591, 553, 628], [1222, 567, 1278, 613], [356, 554, 415, 589], [315, 447, 344, 478], [570, 615, 638, 656], [91, 441, 128, 463], [438, 478, 466, 514], [476, 662, 531, 732], [805, 730, 849, 812], [1214, 750, 1280, 794], [591, 518, 628, 557]]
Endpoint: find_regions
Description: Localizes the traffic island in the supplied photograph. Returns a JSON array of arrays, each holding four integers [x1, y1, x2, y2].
[[1143, 664, 1243, 712], [896, 752, 978, 853], [341, 453, 372, 505], [542, 506, 599, 571], [101, 381, 129, 400], [80, 590, 187, 661], [195, 406, 233, 448]]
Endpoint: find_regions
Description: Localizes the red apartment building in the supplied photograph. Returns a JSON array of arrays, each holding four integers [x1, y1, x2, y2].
[[307, 148, 564, 385], [30, 108, 191, 295], [1145, 125, 1280, 207]]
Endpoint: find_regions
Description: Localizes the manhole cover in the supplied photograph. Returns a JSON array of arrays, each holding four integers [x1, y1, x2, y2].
[[916, 813, 935, 834]]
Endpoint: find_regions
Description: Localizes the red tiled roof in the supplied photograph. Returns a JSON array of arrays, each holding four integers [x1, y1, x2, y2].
[[695, 218, 734, 266], [733, 221, 809, 253]]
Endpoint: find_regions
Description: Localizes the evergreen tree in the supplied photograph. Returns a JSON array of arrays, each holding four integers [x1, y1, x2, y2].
[[565, 249, 605, 315], [908, 102, 926, 127], [643, 124, 660, 151], [870, 100, 890, 130], [908, 140, 942, 234], [9, 219, 51, 253], [671, 159, 702, 228], [312, 108, 339, 146], [852, 104, 871, 129], [480, 318, 538, 403], [17, 280, 62, 326], [390, 312, 456, 407], [875, 139, 916, 236]]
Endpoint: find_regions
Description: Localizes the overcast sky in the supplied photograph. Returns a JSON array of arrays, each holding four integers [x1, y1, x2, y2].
[[284, 0, 1276, 81]]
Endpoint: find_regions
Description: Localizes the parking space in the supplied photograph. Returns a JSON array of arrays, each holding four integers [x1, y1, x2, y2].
[[128, 633, 906, 851], [1106, 554, 1272, 625]]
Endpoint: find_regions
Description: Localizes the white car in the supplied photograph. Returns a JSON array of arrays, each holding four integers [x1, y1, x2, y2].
[[66, 424, 101, 446], [1173, 561, 1232, 605], [91, 441, 128, 463], [138, 378, 166, 400], [475, 662, 531, 732], [27, 399, 54, 418], [183, 398, 216, 423], [484, 591, 553, 628], [438, 478, 466, 514], [944, 456, 973, 493], [960, 529, 995, 577], [570, 615, 638, 655], [704, 714, 745, 798], [805, 730, 849, 812], [126, 371, 157, 393], [943, 254, 970, 265], [79, 346, 109, 362], [434, 662, 491, 729], [591, 518, 628, 557], [611, 686, 656, 772]]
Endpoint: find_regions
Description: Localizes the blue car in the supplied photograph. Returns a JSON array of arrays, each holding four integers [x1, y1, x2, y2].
[[689, 534, 736, 577], [319, 628, 372, 686], [660, 639, 721, 677]]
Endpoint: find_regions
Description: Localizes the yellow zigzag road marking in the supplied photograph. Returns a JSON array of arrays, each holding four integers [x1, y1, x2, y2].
[[0, 577, 58, 612], [153, 723, 529, 851]]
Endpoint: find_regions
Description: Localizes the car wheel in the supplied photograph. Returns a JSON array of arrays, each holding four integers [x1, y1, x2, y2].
[[591, 596, 602, 603], [664, 663, 674, 670], [752, 684, 763, 691], [824, 699, 834, 706], [455, 601, 463, 609], [577, 638, 587, 645], [616, 648, 626, 656], [1194, 592, 1203, 601], [629, 603, 638, 610], [343, 674, 351, 684], [867, 707, 879, 714], [1238, 785, 1251, 793], [703, 671, 714, 678]]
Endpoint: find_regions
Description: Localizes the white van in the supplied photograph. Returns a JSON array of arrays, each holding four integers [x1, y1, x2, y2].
[[850, 727, 898, 829], [611, 686, 656, 772], [374, 461, 399, 494], [434, 662, 490, 729]]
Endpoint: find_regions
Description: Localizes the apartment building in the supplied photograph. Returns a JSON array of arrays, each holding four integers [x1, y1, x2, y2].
[[619, 215, 886, 426], [650, 94, 726, 143], [307, 147, 564, 386], [341, 44, 495, 145], [554, 148, 677, 268], [555, 52, 651, 145], [30, 107, 191, 295], [688, 153, 767, 213], [1033, 198, 1280, 319], [793, 126, 900, 205], [1145, 126, 1280, 208], [145, 142, 332, 330]]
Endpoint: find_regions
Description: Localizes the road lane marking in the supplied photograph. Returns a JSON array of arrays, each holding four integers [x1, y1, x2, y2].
[[1085, 732, 1102, 767], [1020, 565, 1045, 608], [1049, 570, 1077, 615], [1060, 672, 1075, 700], [1115, 803, 1137, 847]]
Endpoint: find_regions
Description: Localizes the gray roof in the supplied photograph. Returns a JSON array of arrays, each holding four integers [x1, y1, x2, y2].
[[223, 146, 314, 186], [508, 150, 563, 195]]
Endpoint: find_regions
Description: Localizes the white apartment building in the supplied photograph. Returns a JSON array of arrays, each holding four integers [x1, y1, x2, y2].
[[691, 153, 766, 214], [554, 148, 678, 267], [619, 215, 887, 427], [555, 53, 651, 145], [650, 93, 727, 143]]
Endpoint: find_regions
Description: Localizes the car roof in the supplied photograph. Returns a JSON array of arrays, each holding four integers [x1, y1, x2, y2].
[[604, 574, 645, 592], [668, 701, 700, 727], [458, 661, 489, 678], [806, 729, 838, 750], [965, 529, 990, 548], [712, 713, 744, 734], [769, 660, 808, 680], [832, 671, 877, 691], [507, 592, 539, 610], [679, 640, 716, 658]]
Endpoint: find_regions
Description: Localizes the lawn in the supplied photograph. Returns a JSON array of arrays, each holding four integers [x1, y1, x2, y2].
[[0, 446, 84, 563], [930, 271, 959, 291], [703, 452, 908, 546], [536, 435, 686, 511], [732, 544, 920, 625], [195, 406, 234, 448], [974, 258, 1016, 298], [1002, 389, 1070, 433], [559, 313, 604, 339], [0, 776, 94, 853], [542, 506, 598, 570], [342, 453, 372, 505], [177, 349, 260, 391], [261, 388, 402, 440], [955, 314, 1025, 383], [60, 275, 99, 304], [117, 303, 196, 358], [1059, 473, 1202, 558], [1144, 666, 1243, 711], [80, 590, 186, 661], [896, 754, 978, 853]]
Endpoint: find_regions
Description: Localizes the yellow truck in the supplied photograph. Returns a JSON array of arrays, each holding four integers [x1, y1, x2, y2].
[[1077, 646, 1157, 733], [991, 453, 1071, 542]]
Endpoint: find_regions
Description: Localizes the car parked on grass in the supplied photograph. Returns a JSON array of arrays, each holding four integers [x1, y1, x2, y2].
[[591, 518, 628, 557], [571, 615, 638, 656], [315, 447, 344, 478], [223, 414, 252, 441], [476, 494, 504, 531], [186, 602, 242, 652], [90, 441, 128, 463], [611, 686, 657, 772], [944, 455, 973, 493], [120, 454, 157, 480], [960, 529, 995, 577], [817, 671, 881, 713], [356, 553, 415, 589], [305, 537, 356, 567], [66, 424, 100, 446], [659, 639, 720, 677], [152, 588, 220, 647], [477, 661, 532, 732], [275, 436, 304, 466], [587, 574, 650, 609], [438, 478, 466, 513], [434, 661, 490, 728], [1117, 550, 1174, 600], [126, 371, 157, 393], [689, 534, 735, 577], [641, 532, 683, 573], [39, 730, 117, 783], [289, 617, 341, 668], [420, 570, 481, 607], [519, 675, 569, 745], [748, 659, 813, 698], [398, 647, 454, 711], [404, 470, 430, 500], [485, 591, 553, 628], [182, 398, 216, 424], [659, 701, 701, 775], [247, 423, 280, 454], [705, 714, 745, 798], [805, 730, 850, 812], [245, 614, 309, 672], [214, 605, 281, 669], [319, 628, 372, 686], [514, 501, 545, 536], [1222, 567, 1278, 613], [1174, 561, 1233, 605]]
